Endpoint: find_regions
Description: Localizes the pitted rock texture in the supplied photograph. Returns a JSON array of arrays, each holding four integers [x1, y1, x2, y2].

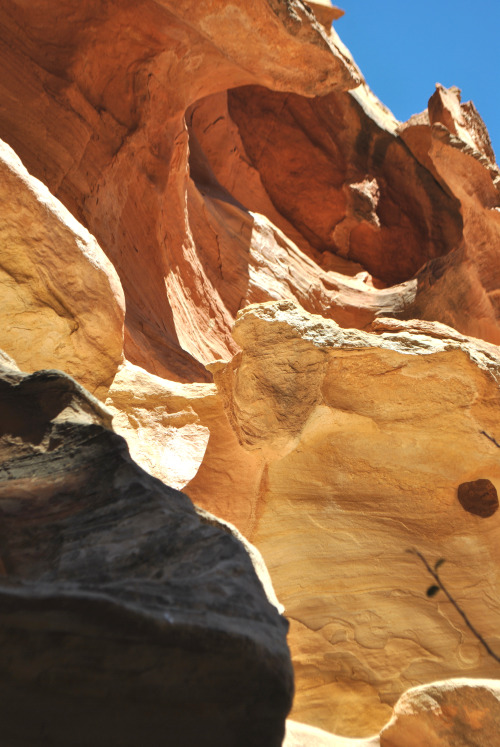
[[0, 356, 293, 747], [0, 139, 124, 398], [191, 300, 500, 736], [457, 479, 499, 518]]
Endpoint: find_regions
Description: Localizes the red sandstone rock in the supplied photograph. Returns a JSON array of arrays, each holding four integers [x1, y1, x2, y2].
[[398, 86, 500, 343], [428, 84, 496, 163], [0, 0, 360, 383], [2, 1, 499, 377], [307, 2, 345, 31], [191, 71, 500, 345]]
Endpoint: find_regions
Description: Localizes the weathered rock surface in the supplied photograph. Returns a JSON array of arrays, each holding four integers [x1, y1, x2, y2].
[[0, 355, 293, 746], [398, 84, 500, 344], [190, 300, 500, 736], [192, 73, 500, 343], [0, 0, 360, 383], [104, 359, 265, 532], [289, 678, 500, 746], [2, 0, 500, 375], [0, 139, 124, 398], [428, 84, 496, 162], [380, 678, 500, 747], [223, 85, 461, 287], [186, 124, 419, 331], [2, 1, 500, 743]]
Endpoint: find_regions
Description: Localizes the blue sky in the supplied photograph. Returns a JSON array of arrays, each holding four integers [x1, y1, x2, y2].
[[332, 1, 500, 160]]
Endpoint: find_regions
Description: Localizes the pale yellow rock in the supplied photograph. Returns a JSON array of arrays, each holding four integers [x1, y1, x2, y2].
[[106, 360, 212, 490], [285, 719, 379, 747], [380, 678, 500, 747], [100, 300, 500, 739], [307, 1, 345, 30], [0, 349, 20, 373], [199, 300, 500, 737], [0, 139, 124, 397]]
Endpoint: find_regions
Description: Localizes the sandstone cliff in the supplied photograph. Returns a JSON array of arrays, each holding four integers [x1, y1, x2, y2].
[[1, 0, 500, 744]]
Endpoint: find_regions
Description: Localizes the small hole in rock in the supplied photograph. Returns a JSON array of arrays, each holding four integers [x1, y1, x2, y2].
[[457, 479, 499, 518]]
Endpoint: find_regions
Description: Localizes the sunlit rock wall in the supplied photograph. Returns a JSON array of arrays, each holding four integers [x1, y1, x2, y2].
[[1, 0, 500, 743]]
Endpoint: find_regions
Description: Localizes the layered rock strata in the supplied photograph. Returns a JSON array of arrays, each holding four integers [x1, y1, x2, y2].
[[0, 356, 293, 746]]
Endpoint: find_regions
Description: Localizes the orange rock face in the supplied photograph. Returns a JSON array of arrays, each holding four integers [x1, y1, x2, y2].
[[193, 300, 500, 735], [188, 78, 500, 347], [223, 85, 462, 286], [3, 0, 500, 744], [398, 86, 500, 343], [1, 1, 499, 372], [0, 0, 359, 383]]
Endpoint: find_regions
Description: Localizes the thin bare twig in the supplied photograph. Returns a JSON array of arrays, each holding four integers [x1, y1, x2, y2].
[[480, 430, 500, 449], [407, 548, 500, 664]]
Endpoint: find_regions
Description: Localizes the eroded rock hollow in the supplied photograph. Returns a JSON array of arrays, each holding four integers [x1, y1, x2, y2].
[[1, 0, 500, 744]]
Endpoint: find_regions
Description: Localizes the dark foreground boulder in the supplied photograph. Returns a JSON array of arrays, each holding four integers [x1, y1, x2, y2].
[[0, 357, 293, 746]]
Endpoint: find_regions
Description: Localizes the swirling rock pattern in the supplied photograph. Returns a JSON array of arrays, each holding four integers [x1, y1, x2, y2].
[[194, 300, 500, 736]]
